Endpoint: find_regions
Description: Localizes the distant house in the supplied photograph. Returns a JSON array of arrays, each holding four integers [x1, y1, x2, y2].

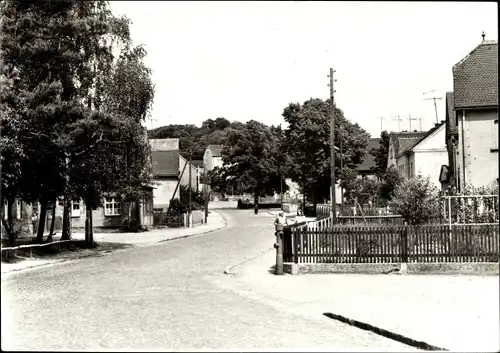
[[356, 138, 381, 179], [452, 39, 498, 190], [203, 145, 224, 172], [150, 138, 199, 209], [395, 122, 448, 186], [387, 131, 427, 175]]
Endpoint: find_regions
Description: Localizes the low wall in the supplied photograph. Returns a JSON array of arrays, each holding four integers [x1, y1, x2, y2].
[[292, 262, 499, 276]]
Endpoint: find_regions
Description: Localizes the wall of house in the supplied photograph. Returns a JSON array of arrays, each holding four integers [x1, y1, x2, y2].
[[396, 154, 407, 180], [213, 156, 223, 169], [71, 202, 122, 229], [411, 125, 448, 186], [152, 179, 179, 207], [387, 143, 397, 168], [458, 109, 499, 189], [203, 150, 213, 171], [179, 155, 199, 190]]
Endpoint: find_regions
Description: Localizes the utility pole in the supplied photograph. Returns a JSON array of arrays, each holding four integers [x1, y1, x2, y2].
[[339, 128, 344, 216], [392, 114, 403, 132], [188, 150, 192, 228], [328, 68, 337, 223], [203, 160, 208, 223], [378, 116, 385, 134]]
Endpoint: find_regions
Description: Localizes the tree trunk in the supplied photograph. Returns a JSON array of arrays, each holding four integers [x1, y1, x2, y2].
[[37, 201, 48, 244], [84, 201, 94, 248], [47, 199, 57, 242], [61, 197, 72, 240], [1, 196, 17, 246], [253, 190, 259, 207]]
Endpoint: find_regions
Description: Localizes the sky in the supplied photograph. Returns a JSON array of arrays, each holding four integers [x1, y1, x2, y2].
[[110, 1, 498, 138]]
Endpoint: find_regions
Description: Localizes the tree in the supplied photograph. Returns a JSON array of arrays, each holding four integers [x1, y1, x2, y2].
[[379, 165, 403, 204], [282, 98, 370, 208], [339, 168, 380, 211], [371, 130, 390, 177], [389, 175, 440, 225], [219, 120, 282, 205]]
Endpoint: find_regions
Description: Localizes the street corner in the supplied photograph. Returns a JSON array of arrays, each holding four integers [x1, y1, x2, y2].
[[223, 247, 277, 278]]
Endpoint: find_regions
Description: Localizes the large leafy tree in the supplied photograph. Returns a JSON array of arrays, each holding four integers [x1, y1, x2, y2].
[[1, 0, 150, 246], [282, 98, 370, 208], [219, 120, 282, 204]]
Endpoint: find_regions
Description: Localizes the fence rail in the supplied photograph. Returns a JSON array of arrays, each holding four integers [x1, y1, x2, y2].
[[283, 223, 499, 264], [153, 213, 185, 228]]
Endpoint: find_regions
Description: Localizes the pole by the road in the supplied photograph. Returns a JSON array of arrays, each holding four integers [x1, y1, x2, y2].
[[329, 68, 337, 223]]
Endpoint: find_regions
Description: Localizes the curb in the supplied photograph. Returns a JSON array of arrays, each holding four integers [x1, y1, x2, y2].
[[1, 251, 109, 276], [2, 212, 229, 276], [224, 247, 274, 275], [157, 210, 228, 244], [323, 312, 448, 351]]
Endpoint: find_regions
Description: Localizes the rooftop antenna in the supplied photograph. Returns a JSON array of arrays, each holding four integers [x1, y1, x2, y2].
[[392, 114, 404, 132], [482, 30, 486, 42], [407, 114, 418, 131], [423, 90, 443, 124]]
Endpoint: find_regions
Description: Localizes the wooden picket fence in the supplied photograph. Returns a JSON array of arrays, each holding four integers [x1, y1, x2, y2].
[[283, 224, 499, 263]]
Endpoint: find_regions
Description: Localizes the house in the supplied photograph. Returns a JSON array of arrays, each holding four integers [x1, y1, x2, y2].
[[395, 122, 448, 186], [203, 145, 224, 172], [356, 138, 381, 179], [150, 138, 199, 209], [387, 131, 427, 174], [452, 39, 498, 190]]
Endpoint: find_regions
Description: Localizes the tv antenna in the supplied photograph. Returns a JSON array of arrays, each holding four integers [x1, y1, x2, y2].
[[423, 90, 443, 124], [392, 114, 404, 132], [406, 114, 419, 132]]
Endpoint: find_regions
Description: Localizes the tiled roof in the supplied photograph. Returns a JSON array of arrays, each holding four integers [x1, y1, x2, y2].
[[151, 151, 179, 177], [389, 131, 427, 156], [149, 138, 179, 152], [453, 41, 498, 109], [357, 138, 381, 172], [207, 145, 223, 157]]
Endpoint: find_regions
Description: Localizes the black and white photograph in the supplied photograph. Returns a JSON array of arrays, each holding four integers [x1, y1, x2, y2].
[[1, 1, 498, 351]]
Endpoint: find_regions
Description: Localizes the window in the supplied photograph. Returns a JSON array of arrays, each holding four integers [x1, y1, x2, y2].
[[104, 197, 121, 216], [71, 200, 81, 218]]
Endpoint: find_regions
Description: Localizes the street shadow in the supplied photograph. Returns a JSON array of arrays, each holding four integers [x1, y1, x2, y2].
[[267, 265, 276, 275]]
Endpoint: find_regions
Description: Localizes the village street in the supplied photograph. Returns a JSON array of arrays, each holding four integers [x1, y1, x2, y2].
[[1, 209, 415, 351]]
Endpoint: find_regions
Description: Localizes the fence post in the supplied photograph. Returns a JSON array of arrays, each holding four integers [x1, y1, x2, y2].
[[294, 227, 299, 264], [400, 224, 409, 274]]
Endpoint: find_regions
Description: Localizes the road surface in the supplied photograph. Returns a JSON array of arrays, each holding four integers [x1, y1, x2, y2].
[[2, 209, 415, 351]]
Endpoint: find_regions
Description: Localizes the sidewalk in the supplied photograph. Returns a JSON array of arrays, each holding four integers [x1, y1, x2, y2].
[[222, 249, 500, 352], [1, 210, 227, 275]]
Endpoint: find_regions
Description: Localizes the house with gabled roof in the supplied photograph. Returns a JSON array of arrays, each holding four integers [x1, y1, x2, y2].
[[395, 122, 448, 186], [357, 138, 381, 179], [203, 144, 224, 172], [387, 131, 427, 174], [150, 138, 199, 209], [452, 39, 498, 190]]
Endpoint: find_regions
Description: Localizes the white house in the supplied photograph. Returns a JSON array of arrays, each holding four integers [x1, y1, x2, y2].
[[395, 122, 448, 186], [203, 145, 224, 172], [453, 39, 498, 190]]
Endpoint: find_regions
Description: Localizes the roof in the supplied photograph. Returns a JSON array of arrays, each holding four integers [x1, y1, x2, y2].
[[149, 138, 179, 152], [357, 138, 381, 172], [453, 40, 498, 109], [191, 160, 204, 168], [151, 151, 179, 177], [398, 121, 446, 157], [389, 131, 427, 156], [207, 145, 223, 157]]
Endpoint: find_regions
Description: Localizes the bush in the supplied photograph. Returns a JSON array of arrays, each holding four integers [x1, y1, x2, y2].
[[122, 219, 139, 232], [389, 175, 440, 225]]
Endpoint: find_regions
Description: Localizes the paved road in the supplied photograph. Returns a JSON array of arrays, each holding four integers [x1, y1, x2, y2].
[[2, 210, 414, 351]]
